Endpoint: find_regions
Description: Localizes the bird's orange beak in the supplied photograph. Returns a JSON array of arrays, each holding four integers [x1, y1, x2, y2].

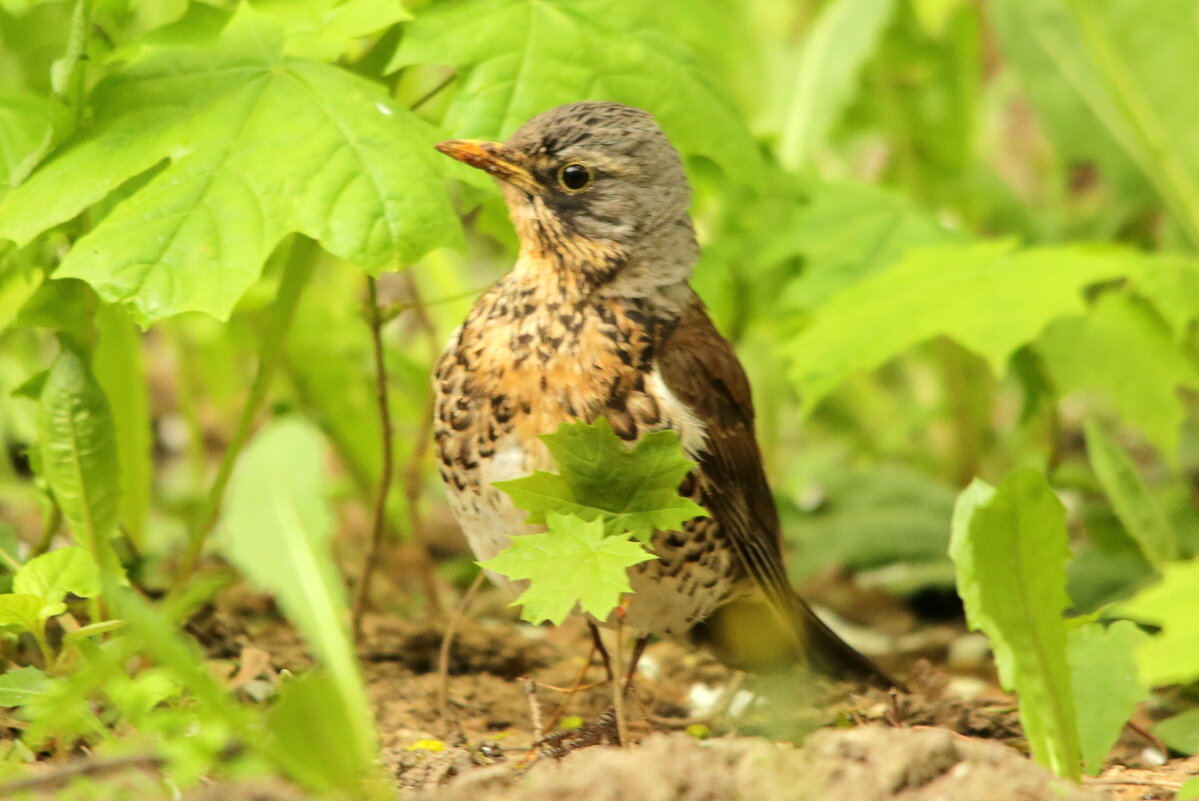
[[435, 139, 541, 194]]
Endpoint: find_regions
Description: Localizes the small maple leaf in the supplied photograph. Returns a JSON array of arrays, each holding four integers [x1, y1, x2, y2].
[[478, 512, 655, 625], [494, 419, 708, 543]]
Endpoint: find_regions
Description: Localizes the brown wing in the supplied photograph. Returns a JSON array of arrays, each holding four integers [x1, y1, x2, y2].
[[658, 296, 898, 687], [656, 297, 796, 613]]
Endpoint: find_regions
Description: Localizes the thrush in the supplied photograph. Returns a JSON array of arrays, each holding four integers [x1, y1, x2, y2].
[[433, 101, 896, 688]]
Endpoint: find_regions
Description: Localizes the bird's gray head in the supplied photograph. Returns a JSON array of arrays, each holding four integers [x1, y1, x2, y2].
[[437, 101, 698, 288]]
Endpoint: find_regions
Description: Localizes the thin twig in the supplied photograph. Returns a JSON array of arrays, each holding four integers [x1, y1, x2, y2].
[[171, 236, 317, 593], [611, 619, 628, 747], [0, 754, 165, 795], [400, 270, 445, 614], [410, 72, 457, 112], [352, 277, 397, 640], [524, 678, 544, 744], [437, 570, 485, 723]]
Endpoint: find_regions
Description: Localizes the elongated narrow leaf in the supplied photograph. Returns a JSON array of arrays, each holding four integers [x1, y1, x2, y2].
[[219, 417, 376, 772], [1067, 621, 1150, 775], [1084, 422, 1176, 566], [37, 349, 121, 560], [0, 7, 460, 324], [778, 0, 896, 169], [788, 241, 1138, 413], [950, 471, 1080, 779], [93, 303, 152, 546], [990, 0, 1199, 246]]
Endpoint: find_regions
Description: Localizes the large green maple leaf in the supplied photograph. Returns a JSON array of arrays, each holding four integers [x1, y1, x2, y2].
[[495, 418, 708, 543], [387, 0, 762, 182], [0, 7, 462, 324]]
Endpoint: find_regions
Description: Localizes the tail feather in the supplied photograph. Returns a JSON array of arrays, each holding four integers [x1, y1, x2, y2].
[[694, 594, 904, 691]]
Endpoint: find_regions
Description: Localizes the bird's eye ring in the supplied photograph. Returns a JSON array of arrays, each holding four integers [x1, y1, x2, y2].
[[557, 163, 593, 193]]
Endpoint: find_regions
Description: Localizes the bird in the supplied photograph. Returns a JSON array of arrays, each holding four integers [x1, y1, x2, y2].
[[432, 101, 897, 689]]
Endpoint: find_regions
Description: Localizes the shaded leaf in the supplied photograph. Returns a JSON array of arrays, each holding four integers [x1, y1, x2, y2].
[[13, 546, 100, 601], [1084, 422, 1177, 567], [37, 349, 121, 560], [1067, 620, 1150, 775], [1154, 707, 1199, 756], [479, 512, 654, 625], [495, 418, 707, 542], [950, 470, 1080, 779]]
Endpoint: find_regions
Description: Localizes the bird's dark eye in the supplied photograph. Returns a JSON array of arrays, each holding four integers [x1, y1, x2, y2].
[[557, 163, 593, 192]]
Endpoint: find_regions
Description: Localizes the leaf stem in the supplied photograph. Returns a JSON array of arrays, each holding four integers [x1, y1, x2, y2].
[[171, 236, 318, 590], [352, 276, 397, 639]]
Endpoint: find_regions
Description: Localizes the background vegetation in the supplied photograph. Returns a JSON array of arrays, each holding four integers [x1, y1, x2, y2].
[[0, 0, 1198, 797]]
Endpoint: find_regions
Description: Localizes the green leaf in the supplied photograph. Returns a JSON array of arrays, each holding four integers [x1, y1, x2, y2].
[[255, 0, 412, 62], [479, 511, 654, 625], [494, 418, 707, 542], [1116, 558, 1199, 687], [0, 92, 49, 190], [990, 0, 1199, 247], [93, 303, 152, 546], [0, 7, 460, 324], [0, 593, 64, 635], [267, 671, 377, 794], [1084, 422, 1177, 567], [219, 417, 376, 769], [388, 0, 762, 182], [1039, 293, 1199, 460], [787, 241, 1137, 414], [37, 349, 121, 562], [778, 0, 897, 170], [1179, 775, 1199, 801], [1154, 707, 1199, 756], [778, 181, 965, 312], [1130, 255, 1199, 339], [1067, 620, 1150, 775], [13, 546, 100, 601], [950, 470, 1080, 779], [0, 665, 49, 706]]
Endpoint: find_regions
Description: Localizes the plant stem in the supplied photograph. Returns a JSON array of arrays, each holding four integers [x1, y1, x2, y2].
[[171, 236, 317, 590], [352, 276, 396, 639], [611, 620, 628, 747]]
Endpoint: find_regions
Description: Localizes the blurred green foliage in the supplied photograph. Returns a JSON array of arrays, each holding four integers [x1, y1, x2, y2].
[[0, 0, 1196, 794]]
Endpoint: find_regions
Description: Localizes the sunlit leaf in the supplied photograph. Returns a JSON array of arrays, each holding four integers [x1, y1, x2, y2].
[[479, 512, 654, 625], [778, 0, 896, 170], [788, 241, 1136, 414], [0, 593, 64, 635], [1067, 620, 1150, 775], [0, 665, 49, 707], [219, 417, 376, 771], [1039, 293, 1199, 460], [12, 545, 100, 601], [0, 7, 460, 324], [950, 471, 1080, 779], [388, 0, 762, 181], [495, 418, 707, 543], [1116, 557, 1199, 687], [1154, 707, 1199, 756]]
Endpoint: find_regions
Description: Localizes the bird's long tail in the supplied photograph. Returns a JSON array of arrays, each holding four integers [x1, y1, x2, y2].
[[694, 593, 903, 690]]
